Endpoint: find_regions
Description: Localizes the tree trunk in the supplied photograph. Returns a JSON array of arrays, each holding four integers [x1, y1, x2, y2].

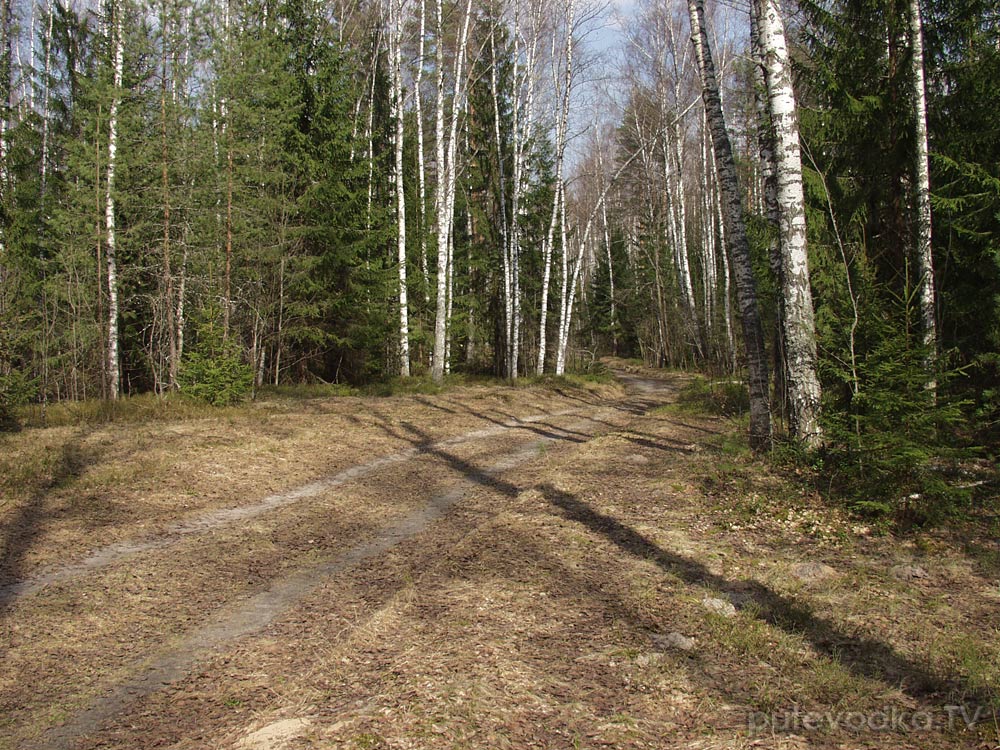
[[490, 24, 512, 378], [388, 0, 410, 377], [415, 0, 430, 303], [687, 0, 771, 451], [105, 0, 125, 399], [509, 1, 538, 378], [161, 0, 178, 391], [537, 0, 574, 375], [431, 0, 473, 381], [750, 6, 787, 424], [908, 0, 936, 390], [39, 0, 54, 212], [755, 0, 822, 448]]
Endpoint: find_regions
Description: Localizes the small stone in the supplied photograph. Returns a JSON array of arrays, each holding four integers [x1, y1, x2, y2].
[[791, 561, 838, 582], [702, 597, 737, 618], [891, 564, 929, 581], [625, 453, 650, 465], [238, 718, 311, 750], [636, 652, 666, 666], [657, 631, 696, 651]]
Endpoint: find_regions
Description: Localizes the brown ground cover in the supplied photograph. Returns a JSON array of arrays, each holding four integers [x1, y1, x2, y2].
[[1, 369, 997, 749]]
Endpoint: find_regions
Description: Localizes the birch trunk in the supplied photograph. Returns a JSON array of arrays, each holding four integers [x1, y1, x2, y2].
[[388, 0, 410, 376], [755, 0, 822, 447], [105, 0, 125, 399], [687, 0, 771, 450], [537, 0, 574, 375], [39, 0, 54, 211], [750, 6, 786, 421], [718, 187, 734, 369], [555, 179, 569, 374], [224, 135, 233, 338], [490, 24, 512, 377], [0, 0, 9, 201], [431, 0, 473, 381], [161, 0, 178, 390], [508, 0, 538, 378], [415, 0, 430, 303], [668, 116, 697, 345], [908, 0, 937, 389], [597, 148, 616, 352]]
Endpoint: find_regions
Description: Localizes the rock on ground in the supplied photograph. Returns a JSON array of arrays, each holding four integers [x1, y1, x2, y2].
[[238, 718, 311, 750], [702, 597, 737, 618], [790, 561, 838, 582]]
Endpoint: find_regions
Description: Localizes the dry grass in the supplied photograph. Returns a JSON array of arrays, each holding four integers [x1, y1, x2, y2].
[[2, 372, 998, 749]]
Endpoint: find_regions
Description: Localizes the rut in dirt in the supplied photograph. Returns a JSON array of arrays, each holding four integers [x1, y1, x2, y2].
[[0, 406, 588, 608], [26, 376, 678, 750]]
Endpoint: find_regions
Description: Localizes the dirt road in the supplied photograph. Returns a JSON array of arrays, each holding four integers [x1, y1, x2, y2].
[[1, 370, 996, 749]]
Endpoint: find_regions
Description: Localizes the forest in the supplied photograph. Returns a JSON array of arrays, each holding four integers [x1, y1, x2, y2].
[[0, 0, 997, 520], [2, 0, 1000, 743]]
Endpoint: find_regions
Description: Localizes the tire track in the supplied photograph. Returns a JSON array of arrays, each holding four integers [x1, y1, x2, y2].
[[0, 407, 586, 608], [34, 411, 613, 750]]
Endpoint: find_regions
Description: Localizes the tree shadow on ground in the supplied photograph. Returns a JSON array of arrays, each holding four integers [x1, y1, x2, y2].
[[537, 482, 985, 706], [0, 429, 100, 616], [377, 416, 983, 706]]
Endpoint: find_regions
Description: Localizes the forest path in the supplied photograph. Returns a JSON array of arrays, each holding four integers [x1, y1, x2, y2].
[[2, 369, 681, 750], [3, 367, 994, 750]]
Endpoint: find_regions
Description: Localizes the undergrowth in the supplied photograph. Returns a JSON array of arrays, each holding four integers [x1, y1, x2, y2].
[[676, 370, 989, 531], [674, 375, 750, 418], [10, 367, 614, 430]]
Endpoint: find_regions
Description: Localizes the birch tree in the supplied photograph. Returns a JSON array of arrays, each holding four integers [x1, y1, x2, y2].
[[431, 0, 474, 381], [105, 0, 125, 398], [754, 0, 822, 448], [489, 18, 513, 377], [537, 0, 574, 375], [414, 0, 430, 302], [505, 0, 540, 378], [388, 0, 410, 376], [687, 0, 771, 451], [908, 0, 936, 389], [160, 0, 178, 390]]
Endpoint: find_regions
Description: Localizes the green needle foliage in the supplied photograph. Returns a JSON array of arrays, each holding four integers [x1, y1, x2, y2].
[[178, 316, 254, 406]]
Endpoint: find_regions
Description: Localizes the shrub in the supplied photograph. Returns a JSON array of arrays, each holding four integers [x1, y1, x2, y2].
[[178, 322, 254, 407], [677, 376, 750, 417], [818, 334, 974, 527], [0, 369, 36, 431]]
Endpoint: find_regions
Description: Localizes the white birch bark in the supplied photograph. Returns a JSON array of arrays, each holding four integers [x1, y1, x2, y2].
[[39, 0, 54, 210], [755, 0, 822, 447], [749, 7, 786, 414], [444, 206, 455, 372], [415, 0, 430, 302], [160, 0, 178, 390], [700, 106, 715, 333], [688, 0, 771, 450], [364, 35, 379, 230], [597, 147, 616, 350], [105, 0, 125, 399], [388, 0, 410, 376], [718, 185, 734, 368], [490, 23, 513, 377], [555, 179, 570, 374], [908, 0, 937, 388], [431, 0, 447, 380], [537, 0, 574, 375], [508, 0, 539, 378], [431, 0, 473, 381], [671, 121, 697, 342]]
